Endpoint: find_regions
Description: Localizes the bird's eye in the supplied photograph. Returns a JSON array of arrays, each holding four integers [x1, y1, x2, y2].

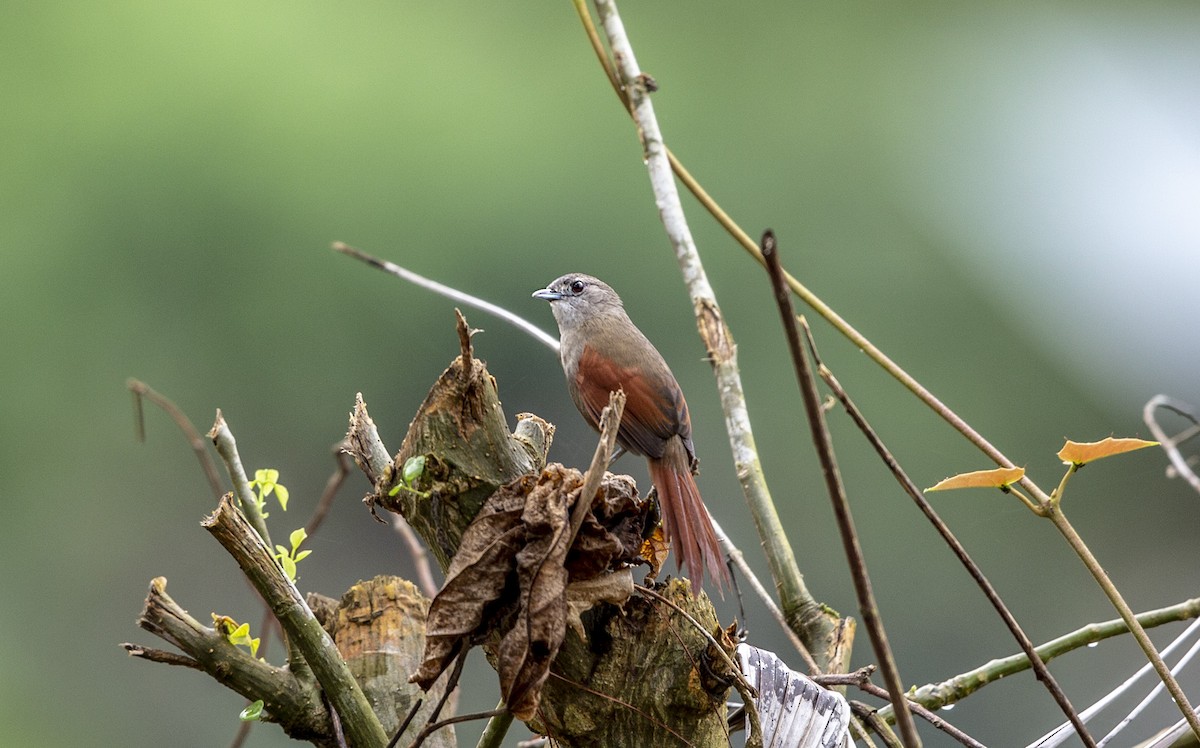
[[569, 279, 586, 294]]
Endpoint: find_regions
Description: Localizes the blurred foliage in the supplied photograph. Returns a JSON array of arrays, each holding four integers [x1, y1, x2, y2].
[[2, 2, 1198, 745]]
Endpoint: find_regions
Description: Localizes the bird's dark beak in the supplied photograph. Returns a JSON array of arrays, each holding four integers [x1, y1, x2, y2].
[[532, 288, 562, 301]]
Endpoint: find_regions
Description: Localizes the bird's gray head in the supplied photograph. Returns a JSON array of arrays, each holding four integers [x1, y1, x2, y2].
[[532, 273, 625, 329]]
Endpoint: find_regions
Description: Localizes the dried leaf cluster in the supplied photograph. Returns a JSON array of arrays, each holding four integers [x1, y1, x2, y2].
[[412, 463, 651, 719]]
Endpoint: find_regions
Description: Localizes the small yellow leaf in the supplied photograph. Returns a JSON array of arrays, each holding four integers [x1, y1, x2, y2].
[[927, 467, 1026, 492], [1057, 437, 1158, 466]]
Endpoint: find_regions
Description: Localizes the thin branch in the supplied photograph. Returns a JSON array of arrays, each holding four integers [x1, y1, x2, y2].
[[806, 320, 1094, 746], [710, 516, 820, 674], [406, 648, 469, 748], [635, 583, 759, 699], [393, 514, 438, 598], [850, 702, 903, 748], [333, 242, 560, 353], [475, 702, 514, 748], [1143, 395, 1200, 496], [127, 378, 224, 499], [888, 596, 1200, 715], [568, 390, 625, 541], [226, 720, 252, 748], [411, 709, 506, 748], [760, 231, 921, 747], [305, 443, 352, 539], [588, 0, 839, 671], [120, 643, 202, 669], [853, 682, 983, 748], [207, 410, 272, 547]]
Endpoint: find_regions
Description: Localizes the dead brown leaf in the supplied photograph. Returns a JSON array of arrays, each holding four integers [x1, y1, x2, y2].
[[640, 525, 669, 580], [410, 485, 525, 689], [498, 466, 573, 719]]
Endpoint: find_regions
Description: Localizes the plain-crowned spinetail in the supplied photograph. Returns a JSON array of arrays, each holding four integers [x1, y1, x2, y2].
[[533, 273, 726, 591]]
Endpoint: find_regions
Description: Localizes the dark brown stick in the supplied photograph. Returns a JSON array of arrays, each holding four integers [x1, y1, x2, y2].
[[760, 230, 922, 747]]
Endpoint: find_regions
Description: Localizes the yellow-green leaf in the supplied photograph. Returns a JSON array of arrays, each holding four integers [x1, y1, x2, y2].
[[1057, 437, 1158, 466], [289, 528, 307, 551], [228, 622, 251, 647], [280, 555, 297, 581], [239, 700, 264, 721], [927, 467, 1026, 492], [402, 455, 426, 486]]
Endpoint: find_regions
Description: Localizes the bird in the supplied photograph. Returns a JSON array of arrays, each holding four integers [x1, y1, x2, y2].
[[533, 273, 727, 591]]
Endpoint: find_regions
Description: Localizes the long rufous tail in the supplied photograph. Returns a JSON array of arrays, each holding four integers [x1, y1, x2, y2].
[[648, 438, 728, 593]]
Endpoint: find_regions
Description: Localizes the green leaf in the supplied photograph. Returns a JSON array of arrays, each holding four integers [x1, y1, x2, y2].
[[294, 549, 312, 563], [280, 555, 297, 581], [275, 545, 288, 557], [402, 455, 426, 486], [249, 637, 260, 658], [289, 527, 307, 551], [275, 484, 289, 511], [229, 622, 251, 646], [239, 700, 264, 721]]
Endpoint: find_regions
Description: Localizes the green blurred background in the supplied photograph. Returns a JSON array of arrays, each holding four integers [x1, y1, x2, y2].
[[4, 2, 1198, 745]]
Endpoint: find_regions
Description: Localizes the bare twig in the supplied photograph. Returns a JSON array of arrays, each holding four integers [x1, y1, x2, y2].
[[120, 643, 202, 669], [1143, 395, 1200, 495], [411, 709, 505, 748], [760, 230, 921, 747], [635, 584, 758, 698], [711, 516, 820, 674], [854, 683, 983, 748], [305, 444, 352, 539], [393, 514, 438, 598], [407, 648, 469, 748], [568, 390, 625, 541], [333, 242, 560, 353], [127, 378, 223, 499], [207, 410, 272, 547], [850, 702, 903, 748], [226, 720, 252, 748]]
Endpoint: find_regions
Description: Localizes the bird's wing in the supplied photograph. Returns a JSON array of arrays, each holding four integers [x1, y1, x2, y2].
[[574, 343, 691, 461]]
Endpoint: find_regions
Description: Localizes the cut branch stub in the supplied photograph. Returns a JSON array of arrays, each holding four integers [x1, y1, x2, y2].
[[363, 350, 551, 569], [327, 576, 454, 747]]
